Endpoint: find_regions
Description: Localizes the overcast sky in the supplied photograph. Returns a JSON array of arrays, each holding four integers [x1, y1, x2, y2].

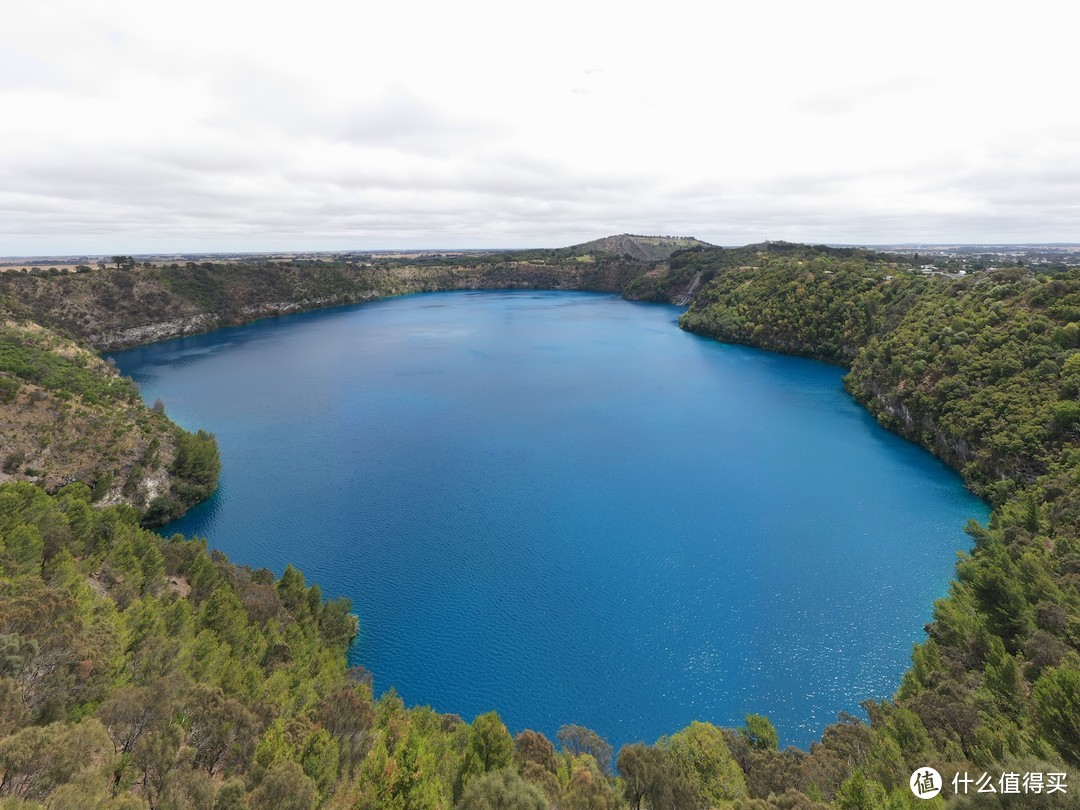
[[2, 0, 1077, 255]]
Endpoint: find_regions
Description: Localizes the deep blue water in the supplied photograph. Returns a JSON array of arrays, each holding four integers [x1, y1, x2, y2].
[[111, 291, 988, 750]]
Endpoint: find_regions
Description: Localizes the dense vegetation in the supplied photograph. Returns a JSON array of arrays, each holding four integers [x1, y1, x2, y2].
[[679, 244, 918, 362], [0, 257, 656, 352], [678, 246, 1080, 806], [0, 241, 1076, 807], [0, 482, 357, 808], [0, 320, 218, 525]]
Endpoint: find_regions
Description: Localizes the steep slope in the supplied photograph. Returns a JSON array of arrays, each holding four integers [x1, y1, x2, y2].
[[0, 258, 653, 351], [0, 319, 218, 524], [679, 252, 1080, 796]]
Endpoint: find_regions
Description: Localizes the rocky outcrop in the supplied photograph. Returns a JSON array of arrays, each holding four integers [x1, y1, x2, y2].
[[0, 321, 200, 517], [90, 314, 219, 351], [851, 381, 978, 469], [88, 294, 386, 351]]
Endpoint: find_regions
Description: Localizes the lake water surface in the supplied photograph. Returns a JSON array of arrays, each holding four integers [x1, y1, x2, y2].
[[111, 291, 988, 749]]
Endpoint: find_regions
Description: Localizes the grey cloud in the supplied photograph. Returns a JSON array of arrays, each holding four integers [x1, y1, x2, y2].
[[2, 110, 1078, 255], [206, 62, 326, 133], [792, 74, 936, 117], [292, 145, 652, 206], [0, 46, 82, 92], [334, 94, 502, 154], [919, 152, 1080, 209], [148, 141, 272, 176], [206, 62, 503, 158]]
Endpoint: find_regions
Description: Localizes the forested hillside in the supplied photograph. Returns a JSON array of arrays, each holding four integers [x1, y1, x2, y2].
[[0, 256, 654, 352], [0, 482, 357, 808], [0, 319, 218, 525], [678, 246, 1080, 806]]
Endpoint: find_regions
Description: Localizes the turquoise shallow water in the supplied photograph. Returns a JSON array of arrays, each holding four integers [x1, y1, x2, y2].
[[111, 291, 988, 750]]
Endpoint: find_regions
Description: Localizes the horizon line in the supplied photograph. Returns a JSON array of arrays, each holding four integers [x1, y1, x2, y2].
[[5, 241, 1080, 262]]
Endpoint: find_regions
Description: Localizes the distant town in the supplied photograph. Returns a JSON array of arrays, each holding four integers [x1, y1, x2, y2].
[[869, 243, 1080, 270]]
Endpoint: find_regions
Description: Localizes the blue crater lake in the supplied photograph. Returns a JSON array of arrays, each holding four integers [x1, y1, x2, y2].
[[110, 291, 988, 750]]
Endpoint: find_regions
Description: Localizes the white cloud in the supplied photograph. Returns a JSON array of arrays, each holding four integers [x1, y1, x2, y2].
[[0, 0, 1077, 254]]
